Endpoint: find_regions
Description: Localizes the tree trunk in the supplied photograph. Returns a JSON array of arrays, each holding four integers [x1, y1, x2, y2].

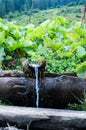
[[0, 105, 86, 129]]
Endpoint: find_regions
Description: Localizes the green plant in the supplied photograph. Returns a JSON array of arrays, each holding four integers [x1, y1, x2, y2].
[[0, 98, 12, 105], [67, 91, 86, 111], [0, 16, 86, 76], [76, 61, 86, 78], [67, 103, 81, 110]]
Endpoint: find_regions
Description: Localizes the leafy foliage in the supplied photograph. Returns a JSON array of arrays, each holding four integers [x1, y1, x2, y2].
[[67, 92, 86, 111], [76, 61, 86, 78], [0, 16, 86, 77]]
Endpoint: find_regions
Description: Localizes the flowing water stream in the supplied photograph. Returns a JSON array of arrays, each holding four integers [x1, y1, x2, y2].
[[30, 64, 40, 108], [34, 66, 39, 108]]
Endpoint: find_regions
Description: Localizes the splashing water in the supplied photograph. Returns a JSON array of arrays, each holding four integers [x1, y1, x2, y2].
[[34, 65, 39, 108]]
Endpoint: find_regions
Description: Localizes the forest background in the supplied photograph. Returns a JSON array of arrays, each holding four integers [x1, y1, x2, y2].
[[0, 0, 86, 18]]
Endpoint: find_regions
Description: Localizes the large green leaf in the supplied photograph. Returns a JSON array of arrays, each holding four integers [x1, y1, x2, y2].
[[76, 46, 86, 58], [0, 47, 5, 60], [76, 61, 86, 78]]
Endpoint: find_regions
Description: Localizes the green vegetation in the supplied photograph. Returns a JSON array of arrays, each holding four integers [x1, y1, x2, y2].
[[0, 16, 86, 77], [67, 92, 86, 111], [0, 0, 85, 18], [5, 5, 83, 26], [0, 98, 12, 106], [76, 61, 86, 78]]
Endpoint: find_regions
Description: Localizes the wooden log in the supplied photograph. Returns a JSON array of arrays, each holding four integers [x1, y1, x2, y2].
[[0, 105, 86, 129], [0, 70, 24, 77], [0, 70, 77, 77], [0, 126, 23, 130], [0, 76, 85, 108]]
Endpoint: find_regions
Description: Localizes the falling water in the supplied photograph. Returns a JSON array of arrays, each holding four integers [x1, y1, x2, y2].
[[34, 65, 39, 108], [29, 63, 40, 108]]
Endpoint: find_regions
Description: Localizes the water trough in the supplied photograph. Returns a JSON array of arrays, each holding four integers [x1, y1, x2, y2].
[[0, 60, 86, 129]]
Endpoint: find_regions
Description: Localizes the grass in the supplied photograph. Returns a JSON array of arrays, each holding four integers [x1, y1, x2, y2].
[[4, 5, 83, 26], [67, 92, 86, 111]]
